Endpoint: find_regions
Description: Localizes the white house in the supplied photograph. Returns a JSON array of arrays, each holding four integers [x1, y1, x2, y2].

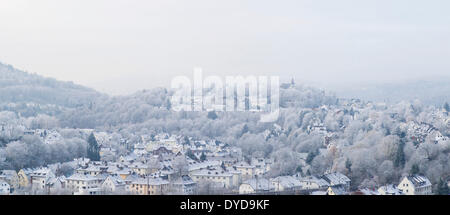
[[102, 176, 126, 194], [191, 168, 233, 189], [322, 172, 351, 191], [0, 180, 10, 195], [326, 186, 348, 195], [298, 176, 329, 190], [30, 168, 56, 192], [239, 178, 274, 194], [171, 175, 197, 195], [270, 176, 302, 192], [233, 162, 256, 181], [397, 175, 432, 195], [378, 184, 403, 195], [66, 173, 103, 195], [0, 170, 19, 190]]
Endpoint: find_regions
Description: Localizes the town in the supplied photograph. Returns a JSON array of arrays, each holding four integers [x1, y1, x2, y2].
[[0, 63, 449, 196], [0, 128, 446, 195]]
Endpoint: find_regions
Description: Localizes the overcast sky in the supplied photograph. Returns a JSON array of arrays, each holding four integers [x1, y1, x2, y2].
[[1, 0, 449, 95]]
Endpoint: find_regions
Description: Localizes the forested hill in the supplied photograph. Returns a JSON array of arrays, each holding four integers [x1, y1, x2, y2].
[[0, 62, 104, 109]]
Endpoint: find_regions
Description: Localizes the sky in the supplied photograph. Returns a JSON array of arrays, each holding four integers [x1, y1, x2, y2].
[[1, 0, 449, 95]]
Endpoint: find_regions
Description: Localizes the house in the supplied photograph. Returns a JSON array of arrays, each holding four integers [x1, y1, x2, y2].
[[251, 157, 273, 176], [188, 160, 222, 174], [233, 162, 256, 181], [102, 176, 126, 194], [327, 186, 348, 195], [226, 167, 242, 188], [270, 176, 302, 192], [239, 178, 274, 194], [129, 177, 170, 195], [152, 146, 174, 156], [322, 172, 351, 191], [397, 175, 432, 195], [100, 147, 117, 161], [0, 180, 11, 195], [134, 143, 147, 155], [190, 168, 234, 189], [170, 175, 197, 195], [0, 170, 19, 191], [30, 168, 56, 191], [76, 164, 109, 176], [66, 173, 103, 195], [17, 169, 32, 188], [46, 176, 67, 194], [130, 162, 153, 176], [116, 168, 133, 180], [378, 184, 403, 195], [298, 176, 330, 190]]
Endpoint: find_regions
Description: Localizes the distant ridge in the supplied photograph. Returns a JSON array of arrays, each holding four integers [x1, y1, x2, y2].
[[329, 79, 450, 107], [0, 62, 105, 108]]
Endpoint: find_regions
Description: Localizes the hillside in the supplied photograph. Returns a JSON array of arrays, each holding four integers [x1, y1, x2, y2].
[[0, 62, 105, 115]]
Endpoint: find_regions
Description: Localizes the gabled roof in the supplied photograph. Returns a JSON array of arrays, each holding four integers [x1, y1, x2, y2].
[[172, 175, 196, 186], [299, 176, 330, 187], [271, 176, 302, 188], [191, 168, 233, 177], [404, 175, 432, 188], [378, 184, 402, 195], [328, 186, 347, 195], [242, 178, 274, 191], [105, 176, 126, 186], [66, 173, 98, 181], [322, 172, 351, 186]]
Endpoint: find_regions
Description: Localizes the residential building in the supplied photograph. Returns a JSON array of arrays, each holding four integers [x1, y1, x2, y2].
[[0, 170, 19, 191], [102, 176, 126, 194], [191, 168, 233, 189], [397, 175, 432, 195], [322, 172, 351, 191], [170, 175, 197, 195], [0, 180, 10, 195], [270, 176, 302, 192], [234, 162, 256, 181], [239, 178, 274, 194], [378, 184, 403, 195], [129, 177, 169, 195], [298, 176, 329, 190]]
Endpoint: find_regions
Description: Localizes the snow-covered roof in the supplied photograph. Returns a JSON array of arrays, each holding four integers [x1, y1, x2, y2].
[[271, 176, 302, 189], [405, 175, 432, 188], [299, 176, 330, 187], [378, 184, 402, 195], [322, 172, 351, 186], [242, 179, 274, 191], [66, 173, 98, 181]]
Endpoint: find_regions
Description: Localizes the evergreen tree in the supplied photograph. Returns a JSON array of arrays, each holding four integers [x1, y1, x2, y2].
[[200, 152, 207, 162], [410, 164, 420, 175], [444, 102, 450, 112], [306, 151, 316, 165], [394, 141, 405, 168], [207, 111, 218, 120], [87, 133, 100, 161], [241, 124, 249, 137], [186, 149, 197, 161], [436, 178, 449, 195], [183, 136, 190, 146], [345, 158, 352, 174]]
